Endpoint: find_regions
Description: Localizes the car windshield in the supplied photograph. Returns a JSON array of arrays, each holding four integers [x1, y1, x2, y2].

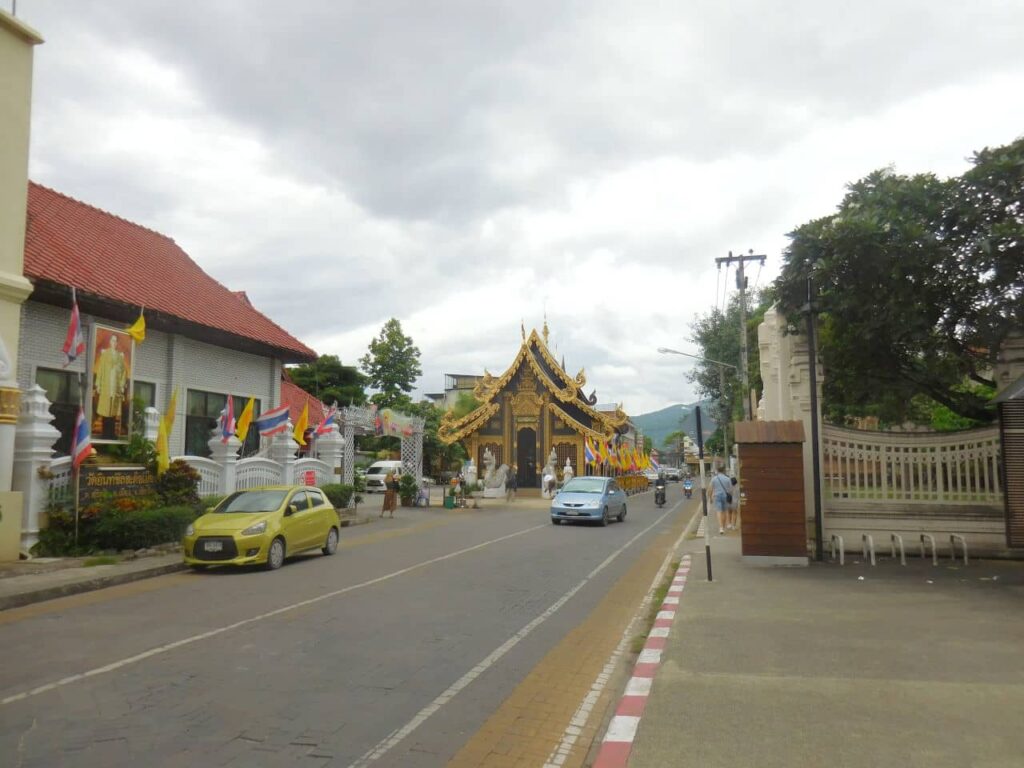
[[366, 467, 387, 475], [214, 490, 287, 513], [561, 478, 606, 494]]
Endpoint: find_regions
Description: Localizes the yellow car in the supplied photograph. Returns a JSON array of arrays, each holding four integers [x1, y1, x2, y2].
[[183, 485, 339, 570]]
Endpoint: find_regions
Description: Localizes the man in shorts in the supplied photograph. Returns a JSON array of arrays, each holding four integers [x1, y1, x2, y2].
[[710, 465, 732, 535]]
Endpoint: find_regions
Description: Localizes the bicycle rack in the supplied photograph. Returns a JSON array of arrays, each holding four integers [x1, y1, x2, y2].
[[861, 534, 876, 566], [889, 534, 906, 566], [830, 534, 845, 565], [950, 534, 969, 566], [919, 534, 937, 566]]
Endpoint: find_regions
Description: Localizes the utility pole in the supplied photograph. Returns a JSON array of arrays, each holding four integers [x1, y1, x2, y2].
[[715, 249, 766, 421]]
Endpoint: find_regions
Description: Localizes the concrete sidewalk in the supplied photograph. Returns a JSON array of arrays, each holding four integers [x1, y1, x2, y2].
[[628, 534, 1024, 768]]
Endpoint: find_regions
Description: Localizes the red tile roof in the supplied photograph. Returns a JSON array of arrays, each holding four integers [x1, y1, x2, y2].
[[280, 378, 326, 427], [24, 182, 316, 361]]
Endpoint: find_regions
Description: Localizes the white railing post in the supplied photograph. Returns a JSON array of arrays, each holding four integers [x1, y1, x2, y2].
[[270, 421, 298, 485], [919, 533, 937, 566], [143, 406, 160, 442], [316, 422, 344, 482], [830, 534, 845, 565], [950, 534, 968, 566], [861, 534, 876, 566], [11, 385, 61, 553], [890, 534, 906, 566], [207, 430, 242, 497]]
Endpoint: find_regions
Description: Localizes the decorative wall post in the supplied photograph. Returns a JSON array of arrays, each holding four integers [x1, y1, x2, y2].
[[11, 384, 61, 552], [270, 421, 298, 485], [342, 422, 355, 486], [143, 406, 160, 442], [207, 430, 242, 496], [317, 422, 344, 479]]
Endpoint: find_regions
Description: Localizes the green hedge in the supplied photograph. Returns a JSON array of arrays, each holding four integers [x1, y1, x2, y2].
[[320, 483, 354, 509], [33, 504, 202, 556]]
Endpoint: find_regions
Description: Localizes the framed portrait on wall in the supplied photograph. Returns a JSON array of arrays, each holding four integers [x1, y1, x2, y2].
[[88, 323, 135, 443]]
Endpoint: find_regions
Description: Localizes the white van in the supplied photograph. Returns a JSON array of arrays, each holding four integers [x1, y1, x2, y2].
[[364, 460, 404, 493]]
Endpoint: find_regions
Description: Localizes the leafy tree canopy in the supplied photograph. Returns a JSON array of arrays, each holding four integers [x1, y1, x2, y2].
[[359, 318, 423, 409], [775, 136, 1024, 425], [449, 391, 481, 420], [288, 355, 366, 406]]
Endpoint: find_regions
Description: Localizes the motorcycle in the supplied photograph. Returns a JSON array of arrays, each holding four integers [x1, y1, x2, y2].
[[683, 480, 693, 499], [654, 484, 666, 507]]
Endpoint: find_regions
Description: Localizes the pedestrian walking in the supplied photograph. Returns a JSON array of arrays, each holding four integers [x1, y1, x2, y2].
[[710, 465, 732, 535], [381, 472, 399, 518], [506, 466, 518, 502]]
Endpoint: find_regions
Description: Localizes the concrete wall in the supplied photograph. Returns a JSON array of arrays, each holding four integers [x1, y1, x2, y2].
[[18, 300, 281, 453]]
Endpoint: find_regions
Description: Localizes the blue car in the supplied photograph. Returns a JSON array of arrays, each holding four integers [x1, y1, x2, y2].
[[551, 477, 627, 526]]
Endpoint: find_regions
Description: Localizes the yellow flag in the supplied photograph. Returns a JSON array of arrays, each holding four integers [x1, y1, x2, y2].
[[235, 397, 255, 443], [156, 387, 178, 475], [126, 308, 146, 344], [293, 402, 309, 445]]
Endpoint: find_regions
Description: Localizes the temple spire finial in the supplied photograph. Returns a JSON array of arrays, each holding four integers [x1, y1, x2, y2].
[[542, 313, 549, 346], [521, 319, 525, 342]]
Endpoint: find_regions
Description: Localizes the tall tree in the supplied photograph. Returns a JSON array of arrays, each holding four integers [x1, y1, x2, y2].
[[359, 318, 423, 409], [775, 136, 1024, 424], [288, 355, 366, 406]]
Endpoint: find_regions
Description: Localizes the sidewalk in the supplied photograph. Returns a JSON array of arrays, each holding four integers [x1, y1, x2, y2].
[[0, 510, 376, 611], [625, 534, 1024, 768]]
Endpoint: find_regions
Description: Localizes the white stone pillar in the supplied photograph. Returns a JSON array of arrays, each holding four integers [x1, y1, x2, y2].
[[270, 421, 298, 485], [143, 406, 160, 442], [316, 423, 344, 479], [12, 384, 60, 552], [207, 431, 241, 496]]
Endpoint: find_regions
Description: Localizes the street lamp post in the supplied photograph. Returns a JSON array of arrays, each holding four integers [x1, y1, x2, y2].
[[657, 347, 738, 463]]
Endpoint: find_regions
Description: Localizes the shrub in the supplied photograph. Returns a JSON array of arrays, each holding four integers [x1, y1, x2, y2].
[[92, 505, 200, 551], [398, 474, 417, 504], [157, 460, 201, 507], [199, 495, 227, 511], [320, 483, 354, 509]]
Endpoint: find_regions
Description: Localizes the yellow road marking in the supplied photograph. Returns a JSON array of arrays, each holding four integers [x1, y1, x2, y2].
[[447, 510, 689, 768]]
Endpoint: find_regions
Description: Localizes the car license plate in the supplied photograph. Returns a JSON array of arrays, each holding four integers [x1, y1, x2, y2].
[[204, 541, 223, 552]]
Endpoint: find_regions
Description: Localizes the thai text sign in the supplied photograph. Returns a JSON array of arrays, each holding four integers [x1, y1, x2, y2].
[[79, 465, 157, 507]]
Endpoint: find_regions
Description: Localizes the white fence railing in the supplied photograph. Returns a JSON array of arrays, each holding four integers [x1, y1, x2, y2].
[[175, 455, 222, 497], [821, 425, 1003, 505], [236, 457, 284, 489], [48, 456, 74, 504], [295, 458, 333, 487]]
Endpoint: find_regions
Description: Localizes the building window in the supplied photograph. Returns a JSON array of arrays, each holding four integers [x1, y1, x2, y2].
[[134, 381, 156, 409], [35, 367, 82, 456], [185, 389, 261, 458]]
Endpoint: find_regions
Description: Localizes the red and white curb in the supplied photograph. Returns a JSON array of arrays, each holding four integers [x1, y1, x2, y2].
[[592, 554, 692, 768]]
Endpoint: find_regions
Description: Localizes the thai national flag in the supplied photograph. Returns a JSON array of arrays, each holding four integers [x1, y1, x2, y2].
[[62, 289, 85, 367], [220, 395, 235, 443], [71, 406, 94, 469], [253, 404, 290, 436], [315, 405, 337, 436]]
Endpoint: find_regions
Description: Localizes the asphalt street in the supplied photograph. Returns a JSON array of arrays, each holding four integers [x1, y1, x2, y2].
[[0, 488, 691, 767]]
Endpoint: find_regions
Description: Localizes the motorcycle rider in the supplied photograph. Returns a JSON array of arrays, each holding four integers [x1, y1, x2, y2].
[[654, 472, 667, 506], [682, 475, 694, 498]]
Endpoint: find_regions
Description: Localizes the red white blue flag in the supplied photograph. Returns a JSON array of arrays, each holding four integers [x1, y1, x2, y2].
[[219, 395, 235, 443], [253, 404, 290, 436], [71, 405, 95, 469], [62, 288, 85, 367], [315, 405, 337, 436]]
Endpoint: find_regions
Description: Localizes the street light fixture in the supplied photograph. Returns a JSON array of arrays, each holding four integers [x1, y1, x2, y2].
[[657, 347, 738, 461]]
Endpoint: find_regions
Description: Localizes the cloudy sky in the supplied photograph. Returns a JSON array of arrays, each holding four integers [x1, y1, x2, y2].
[[16, 0, 1024, 414]]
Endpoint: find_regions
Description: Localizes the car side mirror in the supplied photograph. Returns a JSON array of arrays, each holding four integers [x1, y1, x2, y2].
[[286, 504, 299, 516]]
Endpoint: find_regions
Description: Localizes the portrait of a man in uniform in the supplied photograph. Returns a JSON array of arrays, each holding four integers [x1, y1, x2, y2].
[[90, 325, 133, 441]]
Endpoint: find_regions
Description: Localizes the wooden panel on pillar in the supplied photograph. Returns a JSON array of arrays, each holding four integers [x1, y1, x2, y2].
[[736, 421, 807, 562]]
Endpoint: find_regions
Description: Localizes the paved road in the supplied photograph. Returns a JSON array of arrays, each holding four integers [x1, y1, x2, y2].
[[0, 489, 692, 767]]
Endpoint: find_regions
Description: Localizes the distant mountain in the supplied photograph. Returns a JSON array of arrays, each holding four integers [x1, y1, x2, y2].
[[632, 401, 718, 451]]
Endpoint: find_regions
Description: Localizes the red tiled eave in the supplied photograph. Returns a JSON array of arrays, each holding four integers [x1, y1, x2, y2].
[[281, 379, 326, 426], [24, 182, 316, 362]]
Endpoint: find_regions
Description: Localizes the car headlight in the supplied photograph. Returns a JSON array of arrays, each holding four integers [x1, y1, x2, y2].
[[184, 523, 195, 537], [241, 520, 268, 536], [585, 500, 599, 508]]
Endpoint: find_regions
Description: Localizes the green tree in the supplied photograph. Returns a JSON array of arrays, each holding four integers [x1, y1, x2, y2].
[[775, 137, 1024, 424], [407, 401, 466, 477], [359, 318, 423, 409], [449, 391, 480, 420], [288, 355, 366, 406], [643, 435, 653, 453]]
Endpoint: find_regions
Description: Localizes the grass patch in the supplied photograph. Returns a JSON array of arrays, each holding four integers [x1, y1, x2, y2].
[[630, 559, 681, 654], [83, 556, 119, 567]]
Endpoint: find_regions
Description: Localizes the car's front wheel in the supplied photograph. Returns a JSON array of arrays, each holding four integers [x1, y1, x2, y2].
[[265, 537, 285, 571], [618, 504, 627, 523], [599, 507, 609, 527], [322, 527, 339, 555]]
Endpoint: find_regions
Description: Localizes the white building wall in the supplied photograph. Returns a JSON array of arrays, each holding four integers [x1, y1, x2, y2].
[[18, 300, 282, 454]]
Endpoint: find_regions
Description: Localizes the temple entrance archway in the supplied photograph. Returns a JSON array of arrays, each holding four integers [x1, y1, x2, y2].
[[517, 427, 537, 487]]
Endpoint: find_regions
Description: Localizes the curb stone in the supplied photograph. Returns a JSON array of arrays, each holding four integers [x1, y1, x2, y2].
[[0, 561, 187, 612]]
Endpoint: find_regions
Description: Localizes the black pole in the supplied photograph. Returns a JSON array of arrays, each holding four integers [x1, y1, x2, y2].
[[807, 276, 824, 561], [695, 406, 713, 581]]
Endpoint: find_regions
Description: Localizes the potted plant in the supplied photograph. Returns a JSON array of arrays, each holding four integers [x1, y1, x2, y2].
[[398, 474, 418, 507]]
